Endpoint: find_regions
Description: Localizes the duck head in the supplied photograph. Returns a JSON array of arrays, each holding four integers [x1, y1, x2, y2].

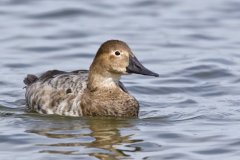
[[90, 40, 159, 78]]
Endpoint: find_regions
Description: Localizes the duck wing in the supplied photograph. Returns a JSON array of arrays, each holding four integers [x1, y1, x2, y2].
[[118, 81, 128, 93], [24, 69, 88, 93], [24, 69, 89, 115]]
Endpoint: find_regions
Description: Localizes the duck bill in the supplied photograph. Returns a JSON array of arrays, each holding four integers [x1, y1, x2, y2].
[[126, 55, 159, 77]]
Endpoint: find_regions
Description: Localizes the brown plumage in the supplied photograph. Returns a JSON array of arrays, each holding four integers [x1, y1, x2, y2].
[[24, 40, 159, 117]]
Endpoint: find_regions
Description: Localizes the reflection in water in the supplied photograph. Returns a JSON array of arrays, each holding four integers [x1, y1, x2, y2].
[[26, 117, 142, 159]]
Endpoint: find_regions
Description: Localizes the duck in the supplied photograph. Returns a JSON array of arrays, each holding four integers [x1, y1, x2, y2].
[[23, 40, 159, 117]]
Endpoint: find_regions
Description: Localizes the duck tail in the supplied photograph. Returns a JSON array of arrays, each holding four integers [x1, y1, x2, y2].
[[23, 74, 38, 86]]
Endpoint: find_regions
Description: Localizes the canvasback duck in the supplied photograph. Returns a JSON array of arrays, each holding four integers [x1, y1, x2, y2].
[[24, 40, 159, 117]]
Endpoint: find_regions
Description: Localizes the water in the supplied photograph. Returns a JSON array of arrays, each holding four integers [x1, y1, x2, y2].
[[0, 0, 240, 159]]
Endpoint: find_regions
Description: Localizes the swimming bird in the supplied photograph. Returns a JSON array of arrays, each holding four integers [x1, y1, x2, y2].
[[24, 40, 159, 117]]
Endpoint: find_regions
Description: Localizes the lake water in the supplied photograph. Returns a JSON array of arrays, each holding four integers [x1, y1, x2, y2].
[[1, 0, 240, 159]]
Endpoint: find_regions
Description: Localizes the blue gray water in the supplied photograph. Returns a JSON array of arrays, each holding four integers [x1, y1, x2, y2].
[[1, 0, 240, 159]]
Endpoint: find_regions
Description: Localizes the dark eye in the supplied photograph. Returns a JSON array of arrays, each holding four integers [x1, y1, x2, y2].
[[115, 51, 121, 56]]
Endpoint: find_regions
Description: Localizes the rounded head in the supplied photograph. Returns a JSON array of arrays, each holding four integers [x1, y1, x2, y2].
[[90, 40, 159, 77], [92, 40, 131, 75]]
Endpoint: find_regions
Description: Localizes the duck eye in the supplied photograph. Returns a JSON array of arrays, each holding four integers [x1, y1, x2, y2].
[[115, 51, 121, 56]]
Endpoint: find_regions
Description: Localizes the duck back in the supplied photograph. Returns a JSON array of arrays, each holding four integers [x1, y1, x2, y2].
[[24, 70, 88, 116]]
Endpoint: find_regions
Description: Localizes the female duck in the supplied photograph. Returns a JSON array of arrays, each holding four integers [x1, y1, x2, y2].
[[24, 40, 159, 117]]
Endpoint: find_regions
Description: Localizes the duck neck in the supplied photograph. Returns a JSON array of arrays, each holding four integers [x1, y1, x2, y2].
[[87, 69, 121, 91]]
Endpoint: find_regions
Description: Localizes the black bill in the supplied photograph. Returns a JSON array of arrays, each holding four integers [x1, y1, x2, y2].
[[126, 55, 159, 77]]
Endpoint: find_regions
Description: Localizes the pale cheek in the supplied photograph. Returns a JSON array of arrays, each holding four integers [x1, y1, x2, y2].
[[119, 68, 127, 73], [116, 62, 128, 73], [108, 54, 129, 73]]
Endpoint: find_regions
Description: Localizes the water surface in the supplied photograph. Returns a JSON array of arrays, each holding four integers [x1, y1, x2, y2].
[[1, 0, 240, 159]]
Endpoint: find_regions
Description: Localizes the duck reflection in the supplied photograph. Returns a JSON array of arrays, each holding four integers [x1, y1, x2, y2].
[[86, 118, 141, 159], [26, 116, 141, 159]]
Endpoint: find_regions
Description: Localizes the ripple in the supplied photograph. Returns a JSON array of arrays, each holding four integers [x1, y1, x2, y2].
[[186, 33, 223, 41], [129, 83, 228, 96], [4, 63, 32, 68], [157, 132, 182, 139], [159, 78, 196, 84], [130, 0, 176, 8], [181, 65, 234, 80], [4, 0, 35, 5], [26, 128, 89, 139], [200, 58, 236, 65], [144, 153, 189, 160], [27, 8, 109, 19], [43, 31, 90, 40], [194, 148, 233, 155], [19, 46, 67, 52], [126, 142, 162, 152], [186, 69, 233, 79], [161, 42, 192, 49], [129, 86, 183, 95], [47, 52, 92, 60], [229, 140, 240, 146], [0, 81, 5, 86]]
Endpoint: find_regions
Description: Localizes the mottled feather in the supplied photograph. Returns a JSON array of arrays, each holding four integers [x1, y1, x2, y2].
[[24, 70, 88, 116], [24, 69, 128, 116]]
